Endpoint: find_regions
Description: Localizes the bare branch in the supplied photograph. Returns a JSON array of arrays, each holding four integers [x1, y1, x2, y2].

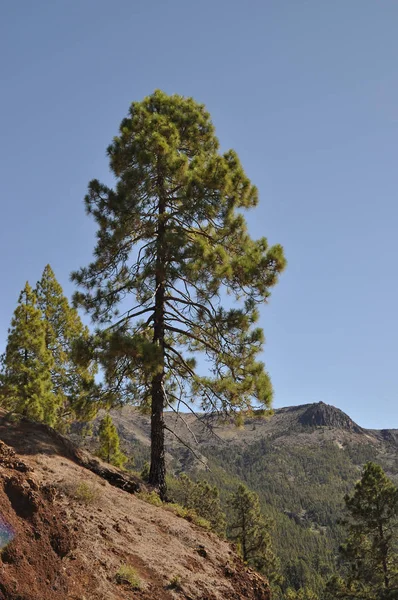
[[163, 424, 209, 471]]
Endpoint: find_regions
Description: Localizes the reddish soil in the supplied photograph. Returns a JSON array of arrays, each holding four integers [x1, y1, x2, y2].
[[0, 413, 270, 600]]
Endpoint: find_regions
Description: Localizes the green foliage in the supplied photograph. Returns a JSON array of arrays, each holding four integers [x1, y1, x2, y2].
[[228, 483, 281, 585], [73, 481, 102, 505], [60, 479, 102, 505], [163, 502, 211, 529], [326, 462, 398, 599], [284, 588, 320, 600], [200, 440, 347, 594], [115, 564, 142, 589], [168, 473, 226, 535], [72, 89, 286, 495], [136, 489, 212, 530], [137, 490, 163, 507], [0, 283, 56, 424], [0, 267, 98, 429], [36, 264, 97, 426], [97, 413, 128, 467], [140, 461, 150, 482]]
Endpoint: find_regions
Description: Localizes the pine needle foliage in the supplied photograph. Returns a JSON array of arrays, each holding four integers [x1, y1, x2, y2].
[[228, 483, 281, 585], [0, 283, 56, 424], [72, 90, 286, 497], [36, 264, 97, 426], [326, 462, 398, 600], [97, 413, 128, 467], [168, 473, 226, 535], [285, 588, 320, 600]]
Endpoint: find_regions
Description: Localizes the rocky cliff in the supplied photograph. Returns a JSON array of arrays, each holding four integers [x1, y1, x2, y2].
[[298, 402, 363, 433]]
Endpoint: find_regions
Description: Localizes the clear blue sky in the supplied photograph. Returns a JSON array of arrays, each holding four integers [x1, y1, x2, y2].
[[1, 1, 397, 429]]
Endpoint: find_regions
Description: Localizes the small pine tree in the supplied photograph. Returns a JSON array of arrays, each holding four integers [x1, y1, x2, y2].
[[228, 484, 281, 585], [97, 413, 127, 468], [170, 473, 226, 535], [36, 264, 97, 426], [326, 462, 398, 600], [285, 588, 320, 600], [0, 283, 56, 424]]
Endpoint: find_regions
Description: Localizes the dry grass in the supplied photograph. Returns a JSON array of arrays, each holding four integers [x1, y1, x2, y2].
[[115, 564, 142, 590], [137, 491, 211, 530], [59, 479, 102, 505]]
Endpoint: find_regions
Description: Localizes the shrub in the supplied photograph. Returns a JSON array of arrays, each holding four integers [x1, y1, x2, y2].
[[136, 491, 211, 530], [167, 574, 182, 590], [136, 490, 163, 506], [140, 461, 150, 482], [167, 474, 226, 535], [116, 564, 142, 589], [164, 503, 211, 530], [60, 480, 102, 505]]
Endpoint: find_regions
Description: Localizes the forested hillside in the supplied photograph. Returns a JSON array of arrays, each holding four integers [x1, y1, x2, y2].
[[76, 402, 398, 595]]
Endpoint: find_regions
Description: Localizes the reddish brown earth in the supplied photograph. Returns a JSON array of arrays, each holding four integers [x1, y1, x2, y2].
[[0, 412, 270, 600]]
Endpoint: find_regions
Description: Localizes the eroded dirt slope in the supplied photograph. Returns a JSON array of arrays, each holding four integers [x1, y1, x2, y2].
[[0, 413, 269, 600]]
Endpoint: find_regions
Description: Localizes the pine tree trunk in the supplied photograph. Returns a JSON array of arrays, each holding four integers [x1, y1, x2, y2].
[[23, 291, 28, 412], [149, 373, 166, 499], [148, 168, 167, 500]]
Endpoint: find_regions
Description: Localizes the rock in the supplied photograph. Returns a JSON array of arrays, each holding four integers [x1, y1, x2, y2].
[[299, 402, 363, 433]]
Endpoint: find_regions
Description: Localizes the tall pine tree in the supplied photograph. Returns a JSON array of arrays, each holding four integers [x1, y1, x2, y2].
[[36, 265, 97, 426], [0, 282, 56, 424], [72, 90, 286, 497]]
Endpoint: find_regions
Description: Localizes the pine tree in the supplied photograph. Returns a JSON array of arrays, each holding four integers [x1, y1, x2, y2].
[[0, 283, 56, 424], [97, 413, 127, 467], [285, 588, 320, 600], [36, 264, 97, 426], [326, 462, 398, 600], [228, 483, 281, 584], [170, 473, 226, 535], [72, 90, 286, 498]]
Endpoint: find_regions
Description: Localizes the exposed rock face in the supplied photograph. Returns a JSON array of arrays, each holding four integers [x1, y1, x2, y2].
[[298, 402, 363, 433]]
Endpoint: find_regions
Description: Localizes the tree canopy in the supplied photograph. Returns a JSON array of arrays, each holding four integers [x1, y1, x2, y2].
[[0, 282, 56, 424], [327, 462, 398, 599], [228, 483, 281, 585], [36, 264, 97, 425], [72, 89, 286, 497], [97, 413, 128, 467], [0, 267, 97, 429]]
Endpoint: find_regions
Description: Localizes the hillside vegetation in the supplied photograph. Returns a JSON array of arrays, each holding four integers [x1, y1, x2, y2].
[[80, 402, 398, 595]]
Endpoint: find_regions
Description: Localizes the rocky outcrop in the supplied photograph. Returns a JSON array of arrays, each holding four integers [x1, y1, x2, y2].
[[299, 402, 363, 433]]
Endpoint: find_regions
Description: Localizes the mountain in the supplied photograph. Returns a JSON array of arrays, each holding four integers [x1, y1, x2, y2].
[[0, 410, 269, 600], [81, 402, 398, 595]]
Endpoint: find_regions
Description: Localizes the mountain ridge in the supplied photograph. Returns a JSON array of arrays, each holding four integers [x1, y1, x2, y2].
[[90, 401, 396, 459]]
